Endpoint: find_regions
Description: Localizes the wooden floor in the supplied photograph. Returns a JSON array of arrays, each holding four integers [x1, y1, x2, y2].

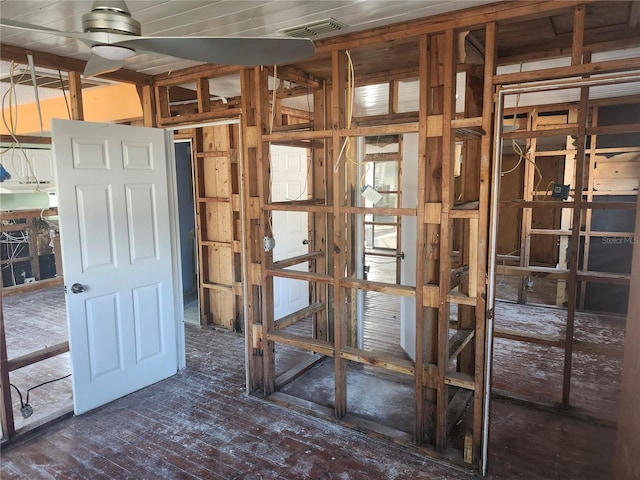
[[1, 285, 619, 479], [2, 286, 72, 433], [1, 323, 472, 480]]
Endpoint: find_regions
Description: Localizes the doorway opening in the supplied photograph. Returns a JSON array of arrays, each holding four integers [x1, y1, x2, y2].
[[362, 135, 404, 285], [487, 75, 638, 476], [174, 139, 199, 326]]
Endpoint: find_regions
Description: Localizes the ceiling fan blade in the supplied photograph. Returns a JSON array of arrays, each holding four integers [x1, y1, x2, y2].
[[2, 17, 315, 67], [114, 36, 315, 66], [83, 54, 124, 77]]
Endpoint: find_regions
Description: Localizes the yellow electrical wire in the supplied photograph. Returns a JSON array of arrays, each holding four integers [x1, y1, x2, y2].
[[332, 50, 372, 192]]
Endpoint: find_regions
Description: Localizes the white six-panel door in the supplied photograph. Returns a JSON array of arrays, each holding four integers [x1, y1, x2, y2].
[[52, 119, 181, 415], [270, 145, 309, 320]]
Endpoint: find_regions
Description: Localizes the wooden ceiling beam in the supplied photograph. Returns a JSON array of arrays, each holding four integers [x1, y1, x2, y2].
[[266, 65, 322, 90], [494, 57, 640, 84], [0, 134, 51, 145], [0, 44, 152, 85], [497, 25, 640, 65], [153, 64, 241, 87], [497, 35, 640, 66], [314, 0, 589, 53]]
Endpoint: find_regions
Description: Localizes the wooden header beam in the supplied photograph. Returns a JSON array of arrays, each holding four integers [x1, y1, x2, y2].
[[314, 0, 589, 53], [0, 134, 51, 145], [1, 44, 152, 85]]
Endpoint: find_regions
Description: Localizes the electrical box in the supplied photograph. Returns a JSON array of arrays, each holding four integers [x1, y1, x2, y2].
[[551, 183, 570, 200], [361, 185, 383, 204], [263, 236, 276, 252]]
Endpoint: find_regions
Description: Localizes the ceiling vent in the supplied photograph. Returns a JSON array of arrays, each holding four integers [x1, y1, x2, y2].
[[280, 18, 347, 38]]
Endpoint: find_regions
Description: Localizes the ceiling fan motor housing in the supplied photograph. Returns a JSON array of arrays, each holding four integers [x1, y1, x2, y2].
[[82, 0, 141, 35]]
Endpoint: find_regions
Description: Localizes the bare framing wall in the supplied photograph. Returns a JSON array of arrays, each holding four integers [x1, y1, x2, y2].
[[1, 2, 638, 477]]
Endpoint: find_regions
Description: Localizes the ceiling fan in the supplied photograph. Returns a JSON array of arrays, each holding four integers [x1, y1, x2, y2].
[[0, 0, 316, 77]]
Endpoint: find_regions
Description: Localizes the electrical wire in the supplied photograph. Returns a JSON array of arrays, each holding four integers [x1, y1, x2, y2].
[[542, 180, 556, 201], [58, 69, 72, 120], [500, 62, 543, 199], [10, 383, 24, 408], [9, 373, 71, 418], [1, 227, 30, 285], [265, 65, 278, 237], [1, 61, 40, 189], [25, 373, 72, 405], [332, 50, 371, 192]]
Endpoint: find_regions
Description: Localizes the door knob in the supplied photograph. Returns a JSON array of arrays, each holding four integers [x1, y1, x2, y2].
[[71, 283, 86, 294]]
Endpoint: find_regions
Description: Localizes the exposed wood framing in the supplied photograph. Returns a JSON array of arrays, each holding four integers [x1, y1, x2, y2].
[[331, 49, 348, 419], [67, 71, 84, 121], [493, 5, 638, 424], [194, 123, 238, 329], [3, 0, 637, 472]]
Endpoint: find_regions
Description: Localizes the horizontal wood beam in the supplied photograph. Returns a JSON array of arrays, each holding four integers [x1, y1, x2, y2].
[[153, 64, 241, 86], [158, 108, 242, 127], [340, 278, 416, 297], [271, 122, 314, 133], [266, 65, 323, 90], [501, 200, 638, 210], [340, 346, 415, 376], [497, 26, 640, 66], [263, 202, 332, 213], [272, 251, 324, 269], [340, 206, 417, 217], [264, 129, 332, 142], [494, 57, 640, 85], [267, 332, 334, 357], [445, 372, 475, 390], [496, 265, 569, 279], [505, 122, 640, 140], [314, 0, 587, 53], [492, 389, 617, 427], [7, 341, 69, 371], [266, 269, 333, 284], [1, 44, 152, 85], [340, 124, 419, 137], [274, 302, 325, 331], [0, 277, 63, 297], [353, 112, 419, 127], [496, 264, 632, 284], [0, 135, 51, 145], [0, 208, 58, 221], [494, 327, 623, 357]]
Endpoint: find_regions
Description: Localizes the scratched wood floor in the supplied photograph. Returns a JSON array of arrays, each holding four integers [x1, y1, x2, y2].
[[1, 285, 619, 479]]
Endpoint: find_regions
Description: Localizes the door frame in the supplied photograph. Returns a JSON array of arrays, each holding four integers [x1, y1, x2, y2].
[[164, 130, 186, 371]]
